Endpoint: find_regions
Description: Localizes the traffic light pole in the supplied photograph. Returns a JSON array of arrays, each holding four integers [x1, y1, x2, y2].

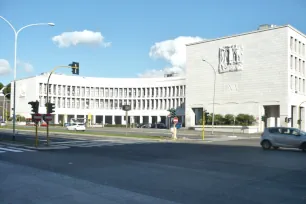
[[46, 64, 79, 145]]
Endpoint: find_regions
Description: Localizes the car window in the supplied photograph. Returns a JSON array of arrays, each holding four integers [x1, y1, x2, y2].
[[268, 128, 281, 133], [282, 128, 300, 136]]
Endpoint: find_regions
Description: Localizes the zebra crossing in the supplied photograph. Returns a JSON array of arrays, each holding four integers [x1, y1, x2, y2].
[[47, 138, 157, 149], [0, 145, 36, 154]]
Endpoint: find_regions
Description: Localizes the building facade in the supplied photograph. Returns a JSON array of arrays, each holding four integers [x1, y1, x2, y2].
[[11, 73, 186, 126], [185, 24, 306, 131]]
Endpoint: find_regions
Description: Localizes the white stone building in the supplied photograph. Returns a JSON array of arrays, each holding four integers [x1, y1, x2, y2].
[[11, 73, 186, 126], [185, 24, 306, 131]]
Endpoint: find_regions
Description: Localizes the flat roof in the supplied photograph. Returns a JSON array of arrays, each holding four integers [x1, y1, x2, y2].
[[186, 24, 306, 46]]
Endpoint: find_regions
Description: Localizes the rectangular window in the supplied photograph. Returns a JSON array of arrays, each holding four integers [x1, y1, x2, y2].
[[290, 37, 293, 50], [303, 79, 305, 93], [39, 83, 43, 94], [53, 85, 56, 95]]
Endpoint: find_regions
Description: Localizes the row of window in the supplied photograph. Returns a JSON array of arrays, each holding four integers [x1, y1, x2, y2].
[[38, 96, 184, 110], [39, 83, 186, 98], [290, 55, 305, 75], [290, 75, 305, 93], [290, 36, 305, 56]]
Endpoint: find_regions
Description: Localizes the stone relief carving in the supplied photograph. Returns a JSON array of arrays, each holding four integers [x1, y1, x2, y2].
[[218, 45, 243, 73], [19, 86, 26, 98]]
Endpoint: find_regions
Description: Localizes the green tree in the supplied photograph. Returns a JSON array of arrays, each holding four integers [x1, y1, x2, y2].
[[3, 83, 10, 99], [224, 114, 235, 125], [214, 114, 224, 125], [236, 114, 255, 126], [167, 108, 176, 118], [0, 82, 4, 91]]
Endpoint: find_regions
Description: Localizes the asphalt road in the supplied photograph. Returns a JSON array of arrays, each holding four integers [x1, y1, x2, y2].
[[0, 139, 305, 203]]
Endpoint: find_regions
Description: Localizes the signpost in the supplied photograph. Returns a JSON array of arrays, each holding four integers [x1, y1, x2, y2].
[[172, 117, 178, 140], [33, 113, 42, 147], [122, 105, 131, 136]]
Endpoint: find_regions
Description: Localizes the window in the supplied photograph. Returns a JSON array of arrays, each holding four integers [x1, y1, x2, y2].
[[81, 87, 85, 97], [76, 87, 80, 96], [72, 99, 75, 108], [295, 77, 298, 91], [76, 99, 80, 108], [58, 85, 61, 95], [295, 57, 298, 71], [303, 79, 305, 93], [67, 86, 70, 96], [290, 75, 293, 89], [105, 89, 109, 97], [290, 37, 293, 50], [86, 88, 90, 97], [39, 83, 43, 94], [95, 88, 99, 97], [295, 39, 298, 52]]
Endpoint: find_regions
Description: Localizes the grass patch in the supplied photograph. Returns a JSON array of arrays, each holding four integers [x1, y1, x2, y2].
[[0, 126, 164, 140]]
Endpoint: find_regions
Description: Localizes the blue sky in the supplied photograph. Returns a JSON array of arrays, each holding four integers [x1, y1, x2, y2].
[[0, 0, 305, 85]]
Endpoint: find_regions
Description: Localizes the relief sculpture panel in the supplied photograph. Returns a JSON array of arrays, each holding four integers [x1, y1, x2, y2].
[[218, 45, 243, 74]]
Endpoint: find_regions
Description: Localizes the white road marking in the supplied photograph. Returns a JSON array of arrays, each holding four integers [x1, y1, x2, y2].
[[0, 147, 23, 152]]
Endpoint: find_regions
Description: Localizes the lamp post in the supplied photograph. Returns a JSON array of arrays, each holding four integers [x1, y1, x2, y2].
[[0, 16, 54, 140], [202, 59, 217, 135]]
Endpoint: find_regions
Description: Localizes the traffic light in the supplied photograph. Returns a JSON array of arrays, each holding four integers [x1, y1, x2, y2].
[[69, 62, 79, 75], [261, 116, 266, 121], [28, 100, 39, 114], [204, 111, 209, 119], [46, 102, 55, 114]]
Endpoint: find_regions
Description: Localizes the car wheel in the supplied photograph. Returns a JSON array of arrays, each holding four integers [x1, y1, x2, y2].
[[261, 140, 272, 150], [300, 142, 306, 152]]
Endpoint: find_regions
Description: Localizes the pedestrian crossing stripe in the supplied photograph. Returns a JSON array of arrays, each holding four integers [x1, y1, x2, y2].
[[0, 146, 36, 153]]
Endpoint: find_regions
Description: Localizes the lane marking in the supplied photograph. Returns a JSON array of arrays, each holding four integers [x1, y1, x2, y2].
[[0, 147, 23, 152]]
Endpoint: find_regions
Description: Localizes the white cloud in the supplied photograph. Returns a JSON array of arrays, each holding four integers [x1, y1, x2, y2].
[[138, 36, 204, 78], [52, 30, 111, 48], [17, 60, 34, 73], [0, 59, 12, 75]]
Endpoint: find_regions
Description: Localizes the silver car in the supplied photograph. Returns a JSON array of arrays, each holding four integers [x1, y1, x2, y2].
[[260, 127, 306, 152]]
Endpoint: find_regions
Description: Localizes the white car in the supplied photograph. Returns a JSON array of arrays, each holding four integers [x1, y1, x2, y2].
[[67, 123, 86, 131]]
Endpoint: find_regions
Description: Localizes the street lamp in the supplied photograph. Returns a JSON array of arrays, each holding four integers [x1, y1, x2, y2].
[[202, 59, 217, 135], [0, 16, 55, 140]]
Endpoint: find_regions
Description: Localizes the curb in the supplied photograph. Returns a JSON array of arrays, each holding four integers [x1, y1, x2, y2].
[[0, 128, 163, 141], [26, 146, 70, 151]]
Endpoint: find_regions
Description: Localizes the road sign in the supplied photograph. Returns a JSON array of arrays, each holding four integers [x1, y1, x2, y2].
[[33, 114, 42, 121], [167, 115, 171, 118], [44, 113, 52, 121], [173, 117, 178, 123]]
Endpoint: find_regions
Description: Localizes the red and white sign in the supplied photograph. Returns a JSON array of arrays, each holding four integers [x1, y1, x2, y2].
[[33, 114, 42, 122], [173, 117, 178, 123], [44, 114, 52, 121]]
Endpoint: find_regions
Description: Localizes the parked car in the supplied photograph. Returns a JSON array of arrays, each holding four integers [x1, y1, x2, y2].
[[151, 123, 167, 129], [0, 121, 6, 126], [67, 123, 86, 131], [260, 127, 306, 152]]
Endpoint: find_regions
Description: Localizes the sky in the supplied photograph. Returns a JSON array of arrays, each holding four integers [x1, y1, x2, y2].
[[0, 0, 305, 85]]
